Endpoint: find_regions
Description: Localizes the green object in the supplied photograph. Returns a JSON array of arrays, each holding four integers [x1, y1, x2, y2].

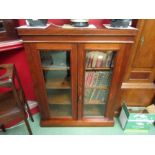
[[119, 103, 155, 131]]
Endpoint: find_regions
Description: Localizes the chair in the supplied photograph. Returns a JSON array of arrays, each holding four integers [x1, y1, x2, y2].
[[0, 64, 34, 135]]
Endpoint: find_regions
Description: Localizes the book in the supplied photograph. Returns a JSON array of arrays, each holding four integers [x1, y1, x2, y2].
[[86, 51, 116, 68], [106, 51, 113, 67], [92, 52, 98, 68]]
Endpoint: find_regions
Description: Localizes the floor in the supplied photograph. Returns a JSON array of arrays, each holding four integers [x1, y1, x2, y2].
[[0, 114, 155, 135]]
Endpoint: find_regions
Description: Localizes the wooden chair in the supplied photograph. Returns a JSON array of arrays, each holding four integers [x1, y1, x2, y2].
[[0, 64, 34, 135]]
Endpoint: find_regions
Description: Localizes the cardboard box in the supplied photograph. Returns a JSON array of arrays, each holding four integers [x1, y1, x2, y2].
[[119, 104, 155, 131]]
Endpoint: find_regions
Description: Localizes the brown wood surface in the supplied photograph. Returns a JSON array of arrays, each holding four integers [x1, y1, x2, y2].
[[45, 78, 71, 89], [86, 67, 112, 71], [41, 118, 114, 127], [133, 20, 155, 68], [122, 89, 155, 106], [18, 24, 137, 36], [122, 19, 155, 107], [47, 91, 71, 104]]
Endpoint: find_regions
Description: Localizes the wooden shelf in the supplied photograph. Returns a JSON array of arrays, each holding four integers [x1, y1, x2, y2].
[[42, 65, 70, 71], [84, 104, 105, 116], [49, 104, 72, 117], [84, 100, 106, 104], [85, 67, 112, 71], [46, 78, 71, 89], [85, 86, 109, 90], [47, 91, 71, 104]]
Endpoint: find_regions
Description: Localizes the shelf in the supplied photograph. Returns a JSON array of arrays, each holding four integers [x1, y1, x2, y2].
[[85, 86, 109, 90], [85, 67, 112, 71], [84, 104, 105, 116], [49, 104, 72, 117], [42, 65, 70, 71], [47, 91, 71, 104], [85, 100, 106, 104], [46, 78, 71, 89]]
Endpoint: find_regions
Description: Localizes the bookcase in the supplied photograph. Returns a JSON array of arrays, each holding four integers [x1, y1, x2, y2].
[[17, 25, 137, 126]]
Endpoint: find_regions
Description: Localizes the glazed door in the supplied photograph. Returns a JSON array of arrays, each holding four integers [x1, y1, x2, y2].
[[30, 43, 78, 120], [78, 43, 129, 120]]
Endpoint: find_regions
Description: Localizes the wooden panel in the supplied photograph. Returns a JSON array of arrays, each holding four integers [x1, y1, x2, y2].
[[123, 20, 155, 83], [133, 20, 155, 68], [122, 89, 155, 106], [129, 71, 150, 80], [122, 82, 155, 89], [47, 91, 71, 105], [127, 68, 154, 82], [21, 35, 135, 44], [17, 24, 137, 36], [41, 118, 114, 127]]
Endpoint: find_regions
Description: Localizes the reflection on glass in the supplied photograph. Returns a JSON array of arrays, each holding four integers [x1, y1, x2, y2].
[[84, 50, 116, 117], [40, 51, 72, 118]]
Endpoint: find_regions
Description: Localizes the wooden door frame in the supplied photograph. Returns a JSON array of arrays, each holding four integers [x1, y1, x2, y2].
[[25, 43, 78, 120], [78, 43, 131, 120]]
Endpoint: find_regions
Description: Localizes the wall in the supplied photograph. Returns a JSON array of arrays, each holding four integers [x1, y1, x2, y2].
[[18, 19, 110, 26], [0, 48, 36, 100], [0, 19, 110, 101]]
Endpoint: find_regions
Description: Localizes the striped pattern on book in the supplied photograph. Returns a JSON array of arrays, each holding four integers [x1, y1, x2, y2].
[[84, 71, 112, 104], [86, 51, 114, 68], [85, 71, 112, 87], [84, 89, 109, 104]]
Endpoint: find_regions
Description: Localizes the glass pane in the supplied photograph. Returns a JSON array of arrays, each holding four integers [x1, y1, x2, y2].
[[40, 50, 72, 118], [84, 50, 116, 117]]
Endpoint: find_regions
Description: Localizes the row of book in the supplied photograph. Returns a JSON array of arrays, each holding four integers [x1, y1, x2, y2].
[[85, 71, 112, 87], [84, 89, 109, 104], [85, 51, 115, 68]]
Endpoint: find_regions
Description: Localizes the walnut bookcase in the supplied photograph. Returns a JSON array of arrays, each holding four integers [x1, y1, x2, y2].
[[17, 25, 137, 126]]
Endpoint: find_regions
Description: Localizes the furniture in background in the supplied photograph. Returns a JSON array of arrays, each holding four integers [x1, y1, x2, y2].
[[121, 19, 155, 108], [0, 64, 34, 135], [0, 19, 19, 42], [17, 24, 137, 127]]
